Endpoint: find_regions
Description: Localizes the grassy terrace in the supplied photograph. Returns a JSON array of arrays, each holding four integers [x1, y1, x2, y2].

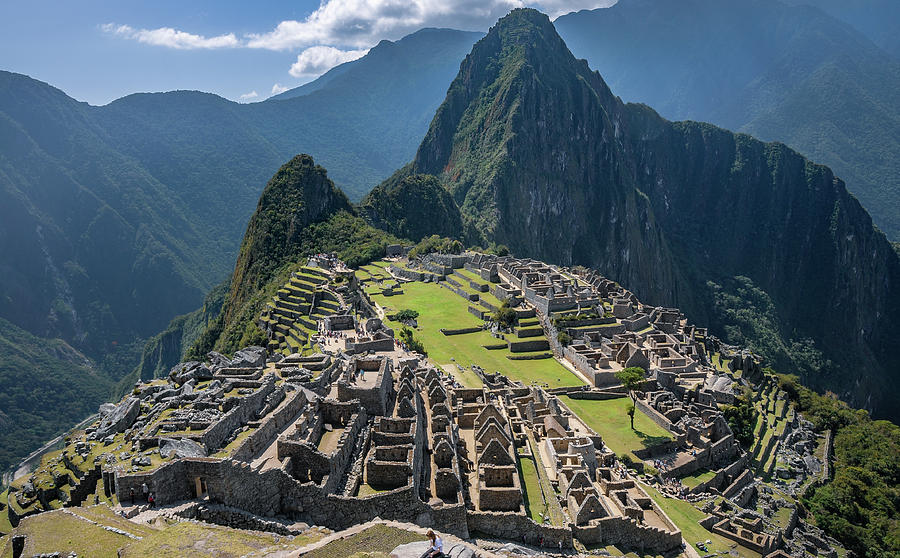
[[559, 396, 673, 462], [641, 484, 760, 557], [370, 281, 583, 387], [304, 524, 424, 558], [518, 453, 544, 522], [679, 468, 716, 489]]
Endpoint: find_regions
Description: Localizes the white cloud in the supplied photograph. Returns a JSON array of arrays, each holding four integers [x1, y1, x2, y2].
[[102, 1, 615, 82], [289, 46, 369, 78], [238, 90, 259, 101], [271, 83, 290, 95], [245, 0, 525, 50], [101, 23, 239, 49]]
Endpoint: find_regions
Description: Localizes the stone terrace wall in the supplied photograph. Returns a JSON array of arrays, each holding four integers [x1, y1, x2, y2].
[[202, 376, 277, 451], [468, 511, 573, 548], [230, 388, 310, 463], [573, 516, 682, 553]]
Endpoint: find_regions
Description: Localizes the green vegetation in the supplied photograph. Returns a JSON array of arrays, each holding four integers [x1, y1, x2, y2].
[[407, 235, 463, 259], [0, 318, 111, 473], [615, 367, 647, 430], [723, 387, 758, 448], [679, 469, 716, 489], [360, 170, 467, 243], [119, 518, 314, 557], [491, 298, 518, 329], [398, 327, 426, 355], [303, 524, 425, 558], [560, 396, 672, 462], [518, 454, 545, 522], [372, 281, 582, 387], [393, 309, 419, 322], [774, 373, 900, 557], [190, 156, 401, 356], [0, 509, 137, 558]]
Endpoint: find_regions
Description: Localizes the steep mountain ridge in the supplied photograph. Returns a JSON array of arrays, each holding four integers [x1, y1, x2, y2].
[[554, 0, 900, 240], [399, 8, 900, 418]]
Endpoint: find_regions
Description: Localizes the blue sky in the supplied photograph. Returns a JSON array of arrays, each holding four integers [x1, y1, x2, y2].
[[0, 0, 613, 105]]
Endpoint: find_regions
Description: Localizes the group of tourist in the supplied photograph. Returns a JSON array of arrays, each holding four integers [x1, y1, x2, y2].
[[127, 483, 156, 508], [657, 476, 688, 499]]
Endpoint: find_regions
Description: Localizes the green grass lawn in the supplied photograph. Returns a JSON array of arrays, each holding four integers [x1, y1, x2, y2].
[[0, 509, 134, 558], [679, 468, 716, 489], [304, 524, 425, 558], [641, 484, 760, 557], [371, 281, 583, 387], [120, 519, 314, 558], [559, 396, 673, 462], [518, 454, 545, 522], [0, 489, 11, 535]]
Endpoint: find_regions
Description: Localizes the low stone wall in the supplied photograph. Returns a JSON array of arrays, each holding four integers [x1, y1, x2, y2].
[[635, 398, 683, 438], [573, 516, 682, 553], [468, 306, 488, 319], [507, 353, 553, 360], [441, 327, 483, 336], [554, 316, 616, 328], [508, 339, 550, 353], [565, 391, 625, 401], [178, 503, 300, 536], [467, 511, 573, 548]]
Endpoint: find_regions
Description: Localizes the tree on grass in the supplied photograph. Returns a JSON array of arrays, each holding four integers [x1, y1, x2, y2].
[[492, 298, 518, 329], [399, 327, 426, 356], [394, 309, 419, 323], [615, 366, 646, 429]]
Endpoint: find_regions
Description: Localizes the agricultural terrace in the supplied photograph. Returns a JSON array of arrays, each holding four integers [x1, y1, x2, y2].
[[368, 280, 584, 388], [560, 396, 673, 462]]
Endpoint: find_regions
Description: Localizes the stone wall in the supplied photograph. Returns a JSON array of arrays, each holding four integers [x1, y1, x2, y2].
[[202, 376, 277, 452], [231, 388, 309, 463], [467, 511, 573, 548], [573, 516, 682, 553], [508, 339, 550, 353]]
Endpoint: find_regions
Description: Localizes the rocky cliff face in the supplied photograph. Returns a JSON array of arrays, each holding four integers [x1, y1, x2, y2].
[[404, 8, 900, 417]]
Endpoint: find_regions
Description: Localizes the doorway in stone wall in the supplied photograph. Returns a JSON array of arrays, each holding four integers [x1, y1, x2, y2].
[[193, 476, 208, 499]]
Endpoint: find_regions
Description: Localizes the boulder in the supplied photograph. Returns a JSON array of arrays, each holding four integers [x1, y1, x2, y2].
[[232, 346, 266, 368], [390, 542, 432, 558], [159, 438, 207, 459], [95, 397, 141, 439]]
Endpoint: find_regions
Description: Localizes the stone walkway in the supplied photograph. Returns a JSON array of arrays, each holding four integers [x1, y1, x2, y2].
[[120, 500, 197, 525]]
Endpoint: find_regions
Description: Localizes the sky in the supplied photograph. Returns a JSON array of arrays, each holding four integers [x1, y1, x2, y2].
[[0, 0, 614, 106]]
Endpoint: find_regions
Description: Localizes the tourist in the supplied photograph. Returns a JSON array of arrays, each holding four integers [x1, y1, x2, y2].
[[420, 530, 444, 558], [129, 487, 135, 506], [141, 482, 149, 502], [148, 492, 156, 508]]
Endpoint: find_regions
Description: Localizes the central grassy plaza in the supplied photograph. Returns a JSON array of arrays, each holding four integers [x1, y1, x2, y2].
[[368, 280, 584, 388]]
